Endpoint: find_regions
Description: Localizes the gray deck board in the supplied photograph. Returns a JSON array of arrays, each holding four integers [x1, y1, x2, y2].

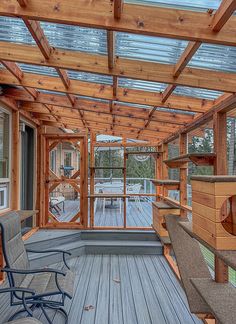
[[0, 255, 201, 324], [55, 199, 152, 227]]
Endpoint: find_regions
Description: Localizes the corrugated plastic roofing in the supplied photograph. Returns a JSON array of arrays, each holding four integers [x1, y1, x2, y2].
[[0, 0, 232, 102]]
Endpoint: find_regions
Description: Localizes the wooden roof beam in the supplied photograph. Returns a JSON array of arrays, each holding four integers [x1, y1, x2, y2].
[[161, 41, 201, 102], [162, 85, 176, 103], [0, 69, 212, 113], [1, 61, 38, 100], [107, 30, 115, 70], [2, 1, 236, 46], [19, 99, 194, 127], [1, 61, 23, 81], [16, 0, 27, 7], [113, 76, 118, 98], [1, 42, 235, 93], [173, 41, 202, 78], [23, 19, 51, 59], [23, 19, 77, 107], [114, 0, 123, 20], [211, 0, 236, 31], [163, 93, 236, 143]]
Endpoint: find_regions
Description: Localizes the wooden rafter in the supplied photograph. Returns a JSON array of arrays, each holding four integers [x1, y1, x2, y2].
[[28, 107, 179, 134], [211, 0, 236, 31], [107, 30, 115, 70], [0, 70, 212, 113], [1, 42, 236, 93], [114, 0, 123, 19], [173, 41, 202, 78], [1, 61, 38, 100], [19, 98, 195, 126], [161, 41, 201, 102], [16, 0, 27, 7], [161, 0, 236, 102], [22, 19, 78, 110], [113, 76, 118, 98], [2, 0, 236, 46], [163, 93, 236, 143]]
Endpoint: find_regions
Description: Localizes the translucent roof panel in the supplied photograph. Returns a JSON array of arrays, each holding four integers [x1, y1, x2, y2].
[[116, 101, 195, 115], [188, 43, 236, 73], [18, 63, 58, 77], [119, 78, 167, 92], [125, 0, 221, 11], [40, 22, 107, 55], [0, 16, 35, 45], [116, 33, 187, 64], [174, 86, 223, 100], [67, 71, 112, 85]]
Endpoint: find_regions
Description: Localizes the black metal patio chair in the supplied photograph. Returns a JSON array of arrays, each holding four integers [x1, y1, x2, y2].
[[0, 211, 75, 324]]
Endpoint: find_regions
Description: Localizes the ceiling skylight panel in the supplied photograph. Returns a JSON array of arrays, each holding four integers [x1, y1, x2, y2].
[[40, 22, 107, 55], [116, 32, 187, 64], [119, 78, 167, 92], [0, 17, 35, 45], [18, 63, 58, 77], [67, 71, 113, 85], [188, 43, 236, 73], [125, 0, 220, 11], [174, 86, 223, 100]]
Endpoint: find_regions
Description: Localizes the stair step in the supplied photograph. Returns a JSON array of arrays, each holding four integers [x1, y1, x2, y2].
[[28, 239, 162, 267], [85, 240, 162, 255], [81, 230, 158, 242], [25, 230, 82, 250], [28, 240, 85, 268]]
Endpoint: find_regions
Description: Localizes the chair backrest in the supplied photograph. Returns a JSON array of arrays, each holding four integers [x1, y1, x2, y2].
[[0, 211, 29, 286], [127, 183, 142, 194]]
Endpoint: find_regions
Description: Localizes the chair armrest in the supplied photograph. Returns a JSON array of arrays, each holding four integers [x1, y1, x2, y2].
[[26, 249, 71, 269], [1, 267, 66, 276], [0, 287, 35, 295], [26, 249, 71, 255]]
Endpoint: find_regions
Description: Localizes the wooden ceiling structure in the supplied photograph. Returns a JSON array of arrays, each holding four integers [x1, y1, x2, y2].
[[0, 0, 236, 143]]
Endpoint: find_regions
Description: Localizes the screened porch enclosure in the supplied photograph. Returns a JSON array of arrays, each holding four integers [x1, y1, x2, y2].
[[1, 0, 236, 324]]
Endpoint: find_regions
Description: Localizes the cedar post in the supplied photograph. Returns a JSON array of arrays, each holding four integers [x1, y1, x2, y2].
[[213, 111, 228, 283], [90, 132, 96, 228], [179, 133, 187, 217], [11, 110, 20, 210]]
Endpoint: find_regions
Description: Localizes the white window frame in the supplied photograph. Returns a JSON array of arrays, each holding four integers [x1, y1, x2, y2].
[[0, 105, 11, 211]]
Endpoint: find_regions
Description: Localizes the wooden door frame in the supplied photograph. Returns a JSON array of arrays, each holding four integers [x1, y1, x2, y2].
[[41, 134, 88, 229]]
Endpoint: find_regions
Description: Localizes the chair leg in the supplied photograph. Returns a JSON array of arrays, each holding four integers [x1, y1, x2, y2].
[[41, 304, 69, 324]]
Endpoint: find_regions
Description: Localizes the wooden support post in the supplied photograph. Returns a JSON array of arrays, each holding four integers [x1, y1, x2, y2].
[[80, 135, 88, 228], [155, 144, 162, 201], [11, 110, 20, 210], [213, 111, 228, 283], [123, 138, 127, 228], [179, 133, 187, 217], [114, 0, 123, 19], [90, 132, 96, 228], [162, 143, 168, 199]]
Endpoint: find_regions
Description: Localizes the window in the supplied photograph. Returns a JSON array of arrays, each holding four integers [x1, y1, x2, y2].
[[0, 109, 10, 210], [50, 150, 57, 173]]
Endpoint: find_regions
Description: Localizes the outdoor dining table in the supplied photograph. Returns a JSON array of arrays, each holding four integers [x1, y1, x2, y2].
[[95, 182, 123, 209]]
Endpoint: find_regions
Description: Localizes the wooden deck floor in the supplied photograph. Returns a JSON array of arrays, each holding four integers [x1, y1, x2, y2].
[[54, 200, 153, 227], [0, 255, 201, 324]]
